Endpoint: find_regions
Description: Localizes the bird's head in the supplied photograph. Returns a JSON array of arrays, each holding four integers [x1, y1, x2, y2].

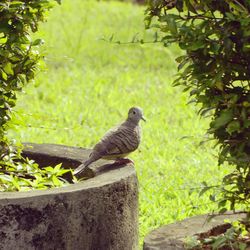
[[127, 107, 146, 124]]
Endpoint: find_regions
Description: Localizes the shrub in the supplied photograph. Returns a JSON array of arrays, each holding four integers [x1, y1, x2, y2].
[[145, 0, 250, 211], [0, 0, 72, 191]]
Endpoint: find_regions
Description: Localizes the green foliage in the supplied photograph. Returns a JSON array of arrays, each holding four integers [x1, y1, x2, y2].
[[0, 0, 59, 147], [146, 0, 250, 211], [190, 220, 250, 250], [0, 0, 71, 191], [184, 219, 249, 249], [184, 235, 201, 249], [208, 220, 249, 250], [0, 146, 73, 191]]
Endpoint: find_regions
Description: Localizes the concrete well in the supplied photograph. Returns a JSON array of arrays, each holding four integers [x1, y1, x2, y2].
[[0, 143, 138, 250]]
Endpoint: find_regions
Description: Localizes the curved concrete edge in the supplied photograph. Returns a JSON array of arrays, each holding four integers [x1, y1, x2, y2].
[[143, 212, 248, 250], [0, 143, 139, 250], [0, 163, 136, 200], [0, 142, 136, 199]]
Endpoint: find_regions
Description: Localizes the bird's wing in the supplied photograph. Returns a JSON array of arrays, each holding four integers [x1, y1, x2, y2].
[[73, 127, 134, 175], [94, 124, 139, 157]]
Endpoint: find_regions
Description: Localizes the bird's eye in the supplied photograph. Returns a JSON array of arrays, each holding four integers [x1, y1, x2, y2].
[[133, 111, 136, 115]]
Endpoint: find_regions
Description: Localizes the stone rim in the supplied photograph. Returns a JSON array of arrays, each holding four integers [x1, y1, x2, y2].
[[0, 142, 136, 199]]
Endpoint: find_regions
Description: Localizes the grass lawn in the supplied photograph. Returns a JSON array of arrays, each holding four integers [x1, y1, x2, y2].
[[8, 0, 232, 246]]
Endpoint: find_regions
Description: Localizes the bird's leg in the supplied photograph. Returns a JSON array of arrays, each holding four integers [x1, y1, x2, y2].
[[114, 158, 134, 166]]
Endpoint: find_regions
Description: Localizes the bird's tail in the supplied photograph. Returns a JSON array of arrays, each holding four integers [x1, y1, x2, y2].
[[73, 158, 92, 175]]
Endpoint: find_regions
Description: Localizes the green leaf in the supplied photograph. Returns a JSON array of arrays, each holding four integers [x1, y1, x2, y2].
[[243, 120, 250, 128], [225, 12, 235, 20], [0, 24, 11, 34], [52, 175, 61, 186], [0, 36, 7, 44], [178, 57, 190, 71], [1, 70, 8, 80], [212, 110, 233, 129], [44, 166, 54, 172], [54, 163, 62, 172], [226, 120, 241, 134], [175, 55, 187, 63], [239, 243, 247, 250], [57, 169, 70, 175], [184, 0, 197, 14], [189, 40, 205, 50], [11, 176, 20, 191], [218, 199, 227, 208], [199, 107, 214, 117], [3, 62, 14, 75], [219, 207, 227, 214], [165, 15, 178, 35], [32, 39, 44, 46], [212, 236, 227, 249], [199, 186, 212, 197]]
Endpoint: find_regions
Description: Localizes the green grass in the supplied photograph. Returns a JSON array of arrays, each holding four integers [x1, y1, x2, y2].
[[8, 0, 232, 247]]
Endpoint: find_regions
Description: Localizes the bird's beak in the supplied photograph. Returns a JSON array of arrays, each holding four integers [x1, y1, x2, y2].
[[141, 116, 146, 122]]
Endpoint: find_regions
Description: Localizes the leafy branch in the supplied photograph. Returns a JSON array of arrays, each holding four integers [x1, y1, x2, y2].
[[0, 0, 74, 191], [146, 0, 250, 212]]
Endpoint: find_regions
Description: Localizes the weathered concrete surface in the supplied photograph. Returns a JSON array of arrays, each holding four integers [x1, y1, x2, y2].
[[143, 212, 248, 250], [0, 143, 138, 250]]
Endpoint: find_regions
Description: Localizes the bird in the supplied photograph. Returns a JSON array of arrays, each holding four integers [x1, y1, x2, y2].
[[74, 107, 146, 175]]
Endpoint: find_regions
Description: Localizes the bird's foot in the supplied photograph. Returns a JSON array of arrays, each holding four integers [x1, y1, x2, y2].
[[114, 158, 134, 166]]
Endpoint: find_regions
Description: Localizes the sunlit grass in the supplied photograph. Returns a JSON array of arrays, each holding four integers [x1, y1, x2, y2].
[[8, 0, 232, 247]]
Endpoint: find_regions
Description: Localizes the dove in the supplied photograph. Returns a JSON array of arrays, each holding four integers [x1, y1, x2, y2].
[[74, 107, 145, 175]]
